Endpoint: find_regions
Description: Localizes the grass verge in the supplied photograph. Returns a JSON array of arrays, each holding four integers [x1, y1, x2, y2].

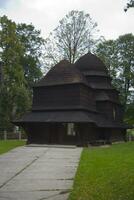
[[69, 142, 134, 200], [0, 140, 26, 155]]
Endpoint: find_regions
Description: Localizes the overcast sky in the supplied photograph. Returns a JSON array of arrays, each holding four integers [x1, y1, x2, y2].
[[0, 0, 133, 40]]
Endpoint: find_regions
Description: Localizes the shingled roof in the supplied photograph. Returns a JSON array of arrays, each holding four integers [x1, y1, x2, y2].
[[14, 110, 97, 124], [95, 91, 110, 101], [35, 60, 88, 87], [83, 70, 111, 77], [88, 82, 114, 89], [75, 52, 108, 76]]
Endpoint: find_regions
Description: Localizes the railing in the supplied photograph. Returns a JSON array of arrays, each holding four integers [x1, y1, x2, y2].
[[0, 131, 27, 140], [127, 129, 134, 141]]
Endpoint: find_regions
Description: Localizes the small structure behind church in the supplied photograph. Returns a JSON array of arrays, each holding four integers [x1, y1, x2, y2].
[[13, 53, 128, 145]]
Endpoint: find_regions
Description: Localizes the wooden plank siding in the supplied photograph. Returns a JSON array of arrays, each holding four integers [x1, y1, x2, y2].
[[13, 53, 128, 145]]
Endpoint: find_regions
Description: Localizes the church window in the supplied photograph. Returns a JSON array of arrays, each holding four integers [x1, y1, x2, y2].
[[67, 123, 75, 136]]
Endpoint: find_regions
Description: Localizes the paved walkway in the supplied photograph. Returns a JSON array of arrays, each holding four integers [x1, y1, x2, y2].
[[0, 146, 82, 200]]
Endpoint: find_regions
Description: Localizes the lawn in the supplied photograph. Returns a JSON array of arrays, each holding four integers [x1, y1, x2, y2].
[[69, 142, 134, 200], [0, 140, 26, 155]]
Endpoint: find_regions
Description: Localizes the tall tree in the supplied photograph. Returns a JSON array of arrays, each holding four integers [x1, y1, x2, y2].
[[125, 101, 134, 125], [0, 16, 45, 131], [116, 34, 134, 106], [0, 16, 30, 131], [96, 34, 134, 122], [96, 39, 118, 85], [44, 10, 99, 67], [16, 23, 44, 87]]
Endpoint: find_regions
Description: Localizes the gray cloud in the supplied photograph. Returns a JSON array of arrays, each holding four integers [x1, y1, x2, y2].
[[0, 0, 134, 40]]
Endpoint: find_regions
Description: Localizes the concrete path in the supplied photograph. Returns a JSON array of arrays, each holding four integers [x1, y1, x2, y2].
[[0, 146, 82, 200]]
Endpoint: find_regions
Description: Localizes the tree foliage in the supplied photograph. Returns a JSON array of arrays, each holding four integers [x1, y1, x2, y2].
[[0, 16, 30, 130], [116, 34, 134, 105], [95, 40, 117, 83], [96, 33, 134, 124], [16, 23, 44, 87], [125, 102, 134, 125], [44, 10, 99, 67], [0, 16, 44, 131], [124, 0, 134, 11]]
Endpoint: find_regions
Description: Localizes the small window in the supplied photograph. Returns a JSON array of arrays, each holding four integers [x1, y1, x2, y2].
[[67, 123, 75, 136]]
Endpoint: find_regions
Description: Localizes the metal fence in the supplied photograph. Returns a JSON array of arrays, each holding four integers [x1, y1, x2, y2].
[[127, 129, 134, 141], [126, 134, 134, 141], [0, 131, 27, 140]]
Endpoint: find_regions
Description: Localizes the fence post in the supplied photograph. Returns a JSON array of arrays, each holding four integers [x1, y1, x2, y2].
[[129, 134, 132, 141], [4, 130, 7, 140], [18, 131, 22, 140]]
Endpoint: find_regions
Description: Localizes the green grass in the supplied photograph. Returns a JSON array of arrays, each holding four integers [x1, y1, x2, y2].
[[69, 142, 134, 200], [0, 140, 26, 155]]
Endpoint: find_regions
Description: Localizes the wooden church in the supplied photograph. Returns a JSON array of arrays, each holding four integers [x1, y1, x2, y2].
[[14, 53, 127, 145]]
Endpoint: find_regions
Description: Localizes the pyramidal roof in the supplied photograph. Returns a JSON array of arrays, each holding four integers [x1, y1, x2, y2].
[[35, 60, 88, 87], [75, 52, 108, 76]]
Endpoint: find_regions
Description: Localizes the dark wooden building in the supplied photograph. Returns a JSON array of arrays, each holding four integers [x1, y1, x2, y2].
[[14, 53, 128, 145]]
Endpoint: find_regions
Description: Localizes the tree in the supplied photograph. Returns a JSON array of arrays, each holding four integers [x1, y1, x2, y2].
[[96, 39, 118, 86], [16, 23, 44, 87], [116, 34, 134, 106], [125, 102, 134, 125], [0, 16, 45, 131], [96, 34, 134, 123], [0, 16, 31, 131], [124, 0, 134, 11], [0, 16, 46, 131], [44, 10, 99, 67]]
